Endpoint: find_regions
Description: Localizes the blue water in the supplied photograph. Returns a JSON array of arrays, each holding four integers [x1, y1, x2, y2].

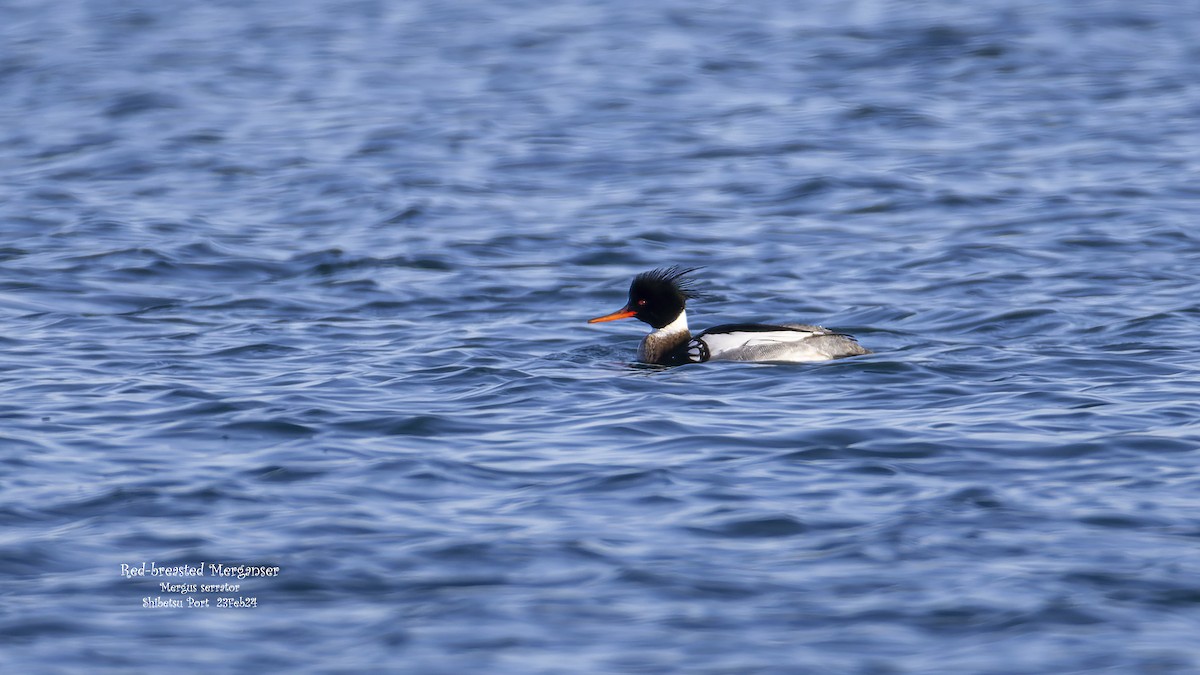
[[3, 0, 1200, 672]]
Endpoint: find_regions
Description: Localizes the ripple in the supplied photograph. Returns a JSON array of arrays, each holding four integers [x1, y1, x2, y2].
[[686, 514, 809, 539], [3, 0, 1200, 671]]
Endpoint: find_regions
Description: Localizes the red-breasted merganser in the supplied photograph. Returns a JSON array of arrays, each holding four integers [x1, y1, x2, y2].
[[588, 267, 870, 365]]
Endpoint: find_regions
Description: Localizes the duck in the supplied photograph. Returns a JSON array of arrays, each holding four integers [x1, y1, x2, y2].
[[588, 267, 870, 365]]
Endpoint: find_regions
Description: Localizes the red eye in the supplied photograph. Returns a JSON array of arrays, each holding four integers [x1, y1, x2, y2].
[[637, 299, 647, 306]]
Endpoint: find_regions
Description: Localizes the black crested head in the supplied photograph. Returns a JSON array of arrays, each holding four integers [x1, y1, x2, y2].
[[627, 266, 703, 328]]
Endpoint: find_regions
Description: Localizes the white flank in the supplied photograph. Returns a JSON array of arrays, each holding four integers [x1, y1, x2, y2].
[[699, 325, 866, 363]]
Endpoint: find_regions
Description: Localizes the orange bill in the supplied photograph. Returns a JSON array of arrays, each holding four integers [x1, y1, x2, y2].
[[588, 307, 637, 323]]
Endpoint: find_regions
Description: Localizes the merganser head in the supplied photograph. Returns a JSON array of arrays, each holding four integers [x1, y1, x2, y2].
[[588, 266, 702, 329]]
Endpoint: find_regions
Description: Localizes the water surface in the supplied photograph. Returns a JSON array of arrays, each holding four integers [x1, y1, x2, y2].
[[2, 0, 1200, 672]]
